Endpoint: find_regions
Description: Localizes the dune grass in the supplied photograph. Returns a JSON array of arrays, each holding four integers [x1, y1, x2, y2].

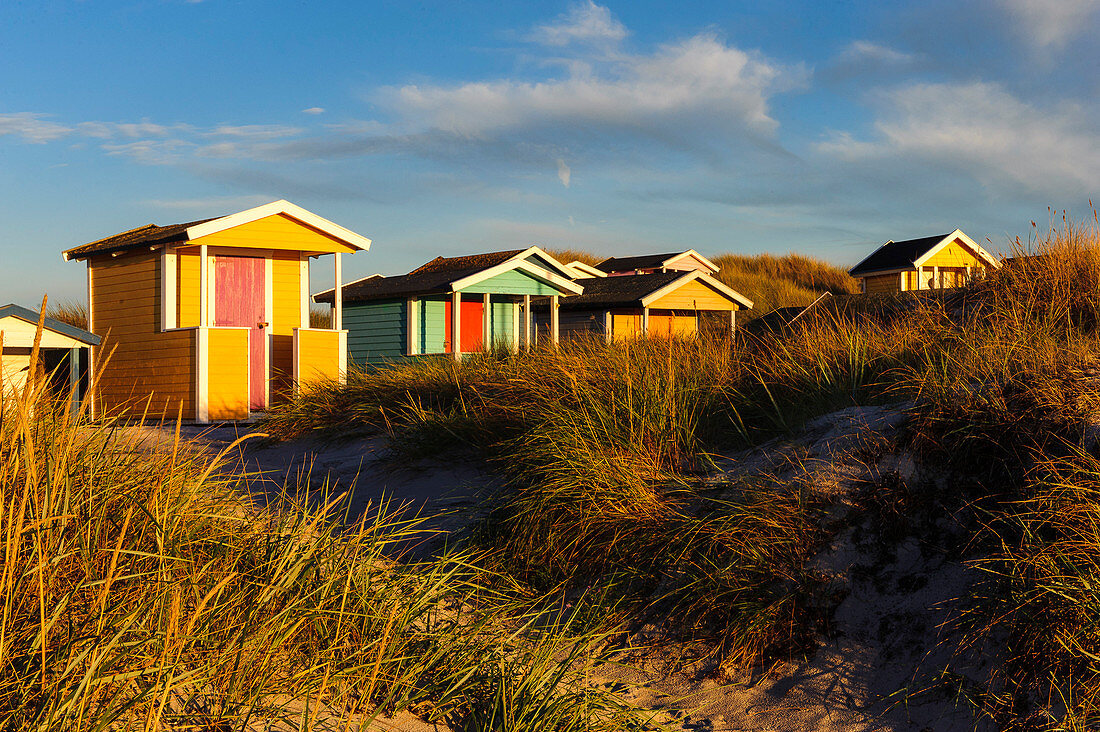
[[0, 317, 654, 731]]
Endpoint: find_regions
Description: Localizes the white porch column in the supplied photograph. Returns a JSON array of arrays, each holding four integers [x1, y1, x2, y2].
[[451, 291, 462, 361], [550, 295, 559, 346], [482, 293, 491, 351], [522, 294, 531, 349], [603, 311, 611, 344], [69, 347, 81, 415], [161, 249, 176, 330], [511, 302, 520, 352], [730, 310, 736, 337], [932, 266, 940, 289], [333, 253, 343, 331], [642, 307, 650, 335], [407, 297, 419, 355], [899, 271, 907, 292], [916, 266, 924, 290], [199, 244, 209, 326]]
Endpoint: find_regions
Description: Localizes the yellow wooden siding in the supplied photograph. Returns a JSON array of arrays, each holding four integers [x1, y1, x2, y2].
[[649, 313, 698, 337], [189, 213, 357, 254], [271, 252, 301, 335], [296, 329, 340, 383], [647, 279, 739, 311], [177, 249, 201, 327], [207, 328, 249, 420], [90, 250, 195, 420], [612, 313, 641, 341], [921, 240, 984, 268], [1, 351, 31, 396], [863, 273, 900, 294]]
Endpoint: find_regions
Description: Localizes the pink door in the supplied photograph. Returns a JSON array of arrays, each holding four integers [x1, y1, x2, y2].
[[214, 256, 266, 411]]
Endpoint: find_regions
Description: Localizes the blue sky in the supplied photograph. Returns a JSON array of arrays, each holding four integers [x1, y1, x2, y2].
[[2, 0, 1099, 306]]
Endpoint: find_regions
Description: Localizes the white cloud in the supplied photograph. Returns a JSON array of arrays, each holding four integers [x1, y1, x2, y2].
[[557, 158, 571, 187], [817, 81, 1100, 195], [0, 113, 72, 143], [837, 41, 915, 66], [206, 124, 304, 140], [999, 0, 1100, 49], [529, 1, 627, 47], [302, 107, 325, 115], [390, 33, 802, 138]]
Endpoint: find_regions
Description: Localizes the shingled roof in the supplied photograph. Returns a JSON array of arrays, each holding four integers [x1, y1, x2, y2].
[[594, 253, 684, 273], [550, 272, 686, 309], [63, 218, 217, 260], [314, 250, 529, 305], [848, 234, 950, 277]]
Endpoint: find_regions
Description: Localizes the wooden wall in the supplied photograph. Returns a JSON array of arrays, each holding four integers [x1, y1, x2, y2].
[[345, 299, 407, 365], [862, 273, 900, 294], [89, 249, 195, 420], [648, 279, 738, 311], [190, 213, 357, 254]]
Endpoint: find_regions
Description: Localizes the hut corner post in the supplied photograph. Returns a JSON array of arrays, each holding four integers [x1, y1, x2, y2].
[[451, 291, 461, 361]]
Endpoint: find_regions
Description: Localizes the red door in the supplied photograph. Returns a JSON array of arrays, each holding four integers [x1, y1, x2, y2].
[[444, 298, 484, 353], [214, 256, 266, 411]]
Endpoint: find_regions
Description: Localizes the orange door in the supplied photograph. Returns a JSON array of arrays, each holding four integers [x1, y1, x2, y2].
[[444, 298, 485, 353]]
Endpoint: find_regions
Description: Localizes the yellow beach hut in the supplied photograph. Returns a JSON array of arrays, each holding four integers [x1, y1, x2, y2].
[[63, 200, 370, 423]]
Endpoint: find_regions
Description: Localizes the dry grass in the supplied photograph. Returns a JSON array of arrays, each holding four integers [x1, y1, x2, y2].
[[0, 314, 653, 731]]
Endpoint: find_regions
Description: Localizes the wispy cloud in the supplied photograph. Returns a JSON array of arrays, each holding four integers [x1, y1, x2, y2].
[[0, 113, 73, 143], [999, 0, 1100, 50], [817, 81, 1100, 195], [529, 1, 627, 47], [556, 158, 571, 187], [302, 107, 325, 115]]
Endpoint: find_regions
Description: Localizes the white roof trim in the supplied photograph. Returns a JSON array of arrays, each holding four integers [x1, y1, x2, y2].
[[514, 246, 581, 280], [663, 249, 719, 274], [913, 229, 1001, 269], [184, 200, 372, 251], [566, 260, 607, 278], [640, 271, 753, 309], [449, 258, 584, 295]]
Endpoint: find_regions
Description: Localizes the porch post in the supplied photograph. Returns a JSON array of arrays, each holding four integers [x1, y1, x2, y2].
[[916, 266, 924, 290], [407, 297, 419, 355], [522, 294, 531, 349], [482, 293, 491, 351], [333, 253, 343, 331], [899, 271, 906, 292], [604, 311, 611, 344], [550, 295, 559, 346], [69, 347, 81, 415], [933, 266, 940, 289], [451, 291, 461, 361], [642, 307, 650, 335], [511, 302, 520, 352]]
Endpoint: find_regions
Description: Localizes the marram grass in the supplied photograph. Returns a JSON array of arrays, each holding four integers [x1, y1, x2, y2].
[[0, 320, 654, 731]]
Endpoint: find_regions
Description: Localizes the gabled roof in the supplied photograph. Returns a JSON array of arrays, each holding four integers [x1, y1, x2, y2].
[[848, 229, 999, 277], [565, 260, 607, 278], [595, 249, 719, 275], [63, 200, 372, 261], [314, 248, 582, 305], [0, 303, 101, 345], [552, 271, 752, 311]]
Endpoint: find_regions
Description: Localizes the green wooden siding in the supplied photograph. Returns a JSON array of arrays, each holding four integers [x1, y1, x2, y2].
[[344, 299, 407, 364], [489, 300, 514, 348], [417, 297, 448, 354], [458, 269, 563, 296]]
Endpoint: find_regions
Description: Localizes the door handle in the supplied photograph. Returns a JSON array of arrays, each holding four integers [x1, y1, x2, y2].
[[259, 321, 269, 328]]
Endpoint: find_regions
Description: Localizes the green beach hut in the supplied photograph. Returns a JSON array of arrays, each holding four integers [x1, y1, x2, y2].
[[314, 247, 583, 365]]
